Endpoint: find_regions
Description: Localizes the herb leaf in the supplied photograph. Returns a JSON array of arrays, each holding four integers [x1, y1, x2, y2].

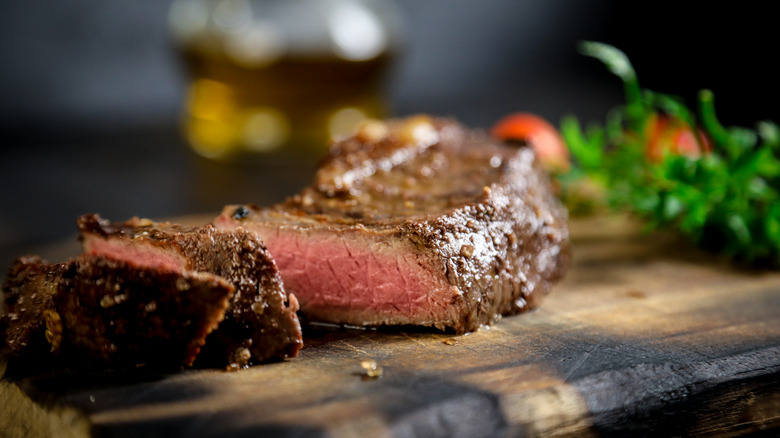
[[562, 42, 780, 267]]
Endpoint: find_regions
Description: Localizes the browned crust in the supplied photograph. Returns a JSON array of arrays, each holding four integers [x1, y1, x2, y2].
[[78, 215, 303, 367], [1, 255, 234, 368], [218, 116, 570, 333]]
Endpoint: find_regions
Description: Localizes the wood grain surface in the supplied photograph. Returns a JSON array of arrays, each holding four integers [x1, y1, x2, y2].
[[2, 215, 780, 437]]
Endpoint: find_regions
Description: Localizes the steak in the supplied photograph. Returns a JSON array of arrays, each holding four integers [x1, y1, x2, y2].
[[214, 115, 570, 333], [78, 215, 303, 368], [2, 255, 233, 368]]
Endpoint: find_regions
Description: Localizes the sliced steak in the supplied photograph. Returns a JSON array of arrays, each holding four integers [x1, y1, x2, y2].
[[1, 255, 233, 368], [215, 116, 570, 333], [78, 215, 303, 368]]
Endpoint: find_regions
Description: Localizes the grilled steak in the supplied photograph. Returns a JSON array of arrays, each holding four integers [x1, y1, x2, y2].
[[2, 255, 233, 368], [214, 116, 570, 333], [78, 215, 303, 367]]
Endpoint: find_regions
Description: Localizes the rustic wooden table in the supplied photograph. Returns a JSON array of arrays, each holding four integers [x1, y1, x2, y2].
[[2, 215, 780, 437]]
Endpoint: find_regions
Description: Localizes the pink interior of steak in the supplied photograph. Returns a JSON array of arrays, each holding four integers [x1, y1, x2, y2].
[[83, 235, 187, 273], [233, 225, 460, 327]]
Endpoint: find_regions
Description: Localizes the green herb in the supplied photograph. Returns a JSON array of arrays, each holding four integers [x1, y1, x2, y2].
[[561, 41, 780, 267]]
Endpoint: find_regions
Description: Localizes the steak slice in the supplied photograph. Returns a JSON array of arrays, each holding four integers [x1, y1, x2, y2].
[[1, 255, 233, 368], [78, 215, 303, 368], [214, 115, 570, 334]]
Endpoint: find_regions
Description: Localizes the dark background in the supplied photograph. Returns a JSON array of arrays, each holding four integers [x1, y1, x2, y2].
[[1, 0, 777, 270]]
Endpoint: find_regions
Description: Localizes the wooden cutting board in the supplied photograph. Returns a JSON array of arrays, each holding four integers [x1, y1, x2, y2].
[[2, 215, 780, 437]]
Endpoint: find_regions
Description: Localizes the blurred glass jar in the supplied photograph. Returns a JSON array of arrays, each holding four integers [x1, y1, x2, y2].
[[169, 0, 401, 163]]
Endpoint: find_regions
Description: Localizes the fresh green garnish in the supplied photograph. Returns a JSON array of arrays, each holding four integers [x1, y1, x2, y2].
[[561, 41, 780, 267]]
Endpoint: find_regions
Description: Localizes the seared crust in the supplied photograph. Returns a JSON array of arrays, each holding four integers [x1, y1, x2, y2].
[[1, 256, 64, 357], [2, 255, 233, 368], [217, 116, 570, 333], [78, 215, 303, 367]]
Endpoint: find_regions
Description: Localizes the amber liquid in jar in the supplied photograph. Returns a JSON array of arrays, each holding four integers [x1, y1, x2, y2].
[[181, 46, 391, 163]]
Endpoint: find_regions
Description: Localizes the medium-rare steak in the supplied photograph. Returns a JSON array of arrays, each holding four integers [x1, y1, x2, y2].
[[214, 115, 570, 333], [1, 255, 233, 368], [78, 215, 303, 367]]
